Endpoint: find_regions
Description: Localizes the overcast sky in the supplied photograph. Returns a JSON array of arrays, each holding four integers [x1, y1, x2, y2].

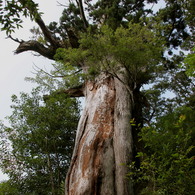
[[0, 0, 64, 182]]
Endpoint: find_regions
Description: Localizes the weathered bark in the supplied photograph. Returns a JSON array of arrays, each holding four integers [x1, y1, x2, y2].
[[113, 74, 134, 195], [15, 40, 56, 60], [65, 72, 134, 195]]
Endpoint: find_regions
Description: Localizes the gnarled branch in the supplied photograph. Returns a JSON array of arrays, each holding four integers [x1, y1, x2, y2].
[[15, 40, 56, 60], [13, 1, 84, 59], [63, 86, 84, 97], [43, 85, 84, 101]]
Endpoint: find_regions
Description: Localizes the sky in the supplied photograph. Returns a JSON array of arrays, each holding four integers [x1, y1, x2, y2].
[[0, 0, 64, 182]]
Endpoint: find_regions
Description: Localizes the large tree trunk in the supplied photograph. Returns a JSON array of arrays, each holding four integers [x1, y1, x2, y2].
[[65, 72, 134, 195]]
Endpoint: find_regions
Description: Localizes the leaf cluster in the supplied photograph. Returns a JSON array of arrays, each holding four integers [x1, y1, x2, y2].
[[89, 0, 158, 29], [0, 0, 41, 34], [79, 22, 164, 86]]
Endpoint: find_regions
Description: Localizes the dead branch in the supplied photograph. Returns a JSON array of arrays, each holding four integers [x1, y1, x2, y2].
[[7, 35, 23, 44], [57, 1, 66, 7], [15, 40, 56, 60], [63, 85, 84, 97], [43, 85, 84, 101]]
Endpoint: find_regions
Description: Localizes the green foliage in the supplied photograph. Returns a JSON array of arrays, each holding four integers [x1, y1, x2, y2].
[[0, 87, 80, 194], [182, 47, 195, 77], [0, 180, 19, 195], [129, 106, 195, 194], [78, 23, 164, 84], [0, 0, 41, 34], [59, 2, 85, 33], [47, 22, 164, 86], [90, 0, 158, 29]]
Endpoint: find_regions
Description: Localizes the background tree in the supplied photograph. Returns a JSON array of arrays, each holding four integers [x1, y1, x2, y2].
[[129, 104, 195, 195], [0, 0, 194, 194], [0, 87, 80, 195]]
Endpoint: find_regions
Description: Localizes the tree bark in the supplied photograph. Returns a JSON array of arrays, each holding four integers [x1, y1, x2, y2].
[[65, 71, 134, 195], [15, 40, 56, 60]]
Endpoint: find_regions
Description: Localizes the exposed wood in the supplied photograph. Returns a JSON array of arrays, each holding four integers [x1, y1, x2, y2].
[[63, 86, 84, 97], [43, 85, 84, 102], [113, 72, 134, 195], [15, 40, 56, 60], [65, 71, 134, 195], [66, 74, 116, 195]]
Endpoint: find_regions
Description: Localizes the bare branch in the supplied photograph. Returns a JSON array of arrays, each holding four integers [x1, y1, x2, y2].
[[148, 107, 156, 123], [63, 85, 84, 97], [15, 40, 56, 60], [43, 85, 84, 100], [32, 64, 83, 83], [7, 35, 23, 44], [57, 1, 66, 7]]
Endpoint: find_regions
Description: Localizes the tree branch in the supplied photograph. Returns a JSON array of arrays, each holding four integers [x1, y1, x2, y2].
[[66, 29, 80, 48], [57, 1, 66, 7], [63, 85, 84, 97], [7, 35, 23, 44], [43, 85, 84, 101], [15, 40, 56, 60], [76, 0, 89, 29], [35, 17, 61, 49], [20, 0, 61, 49]]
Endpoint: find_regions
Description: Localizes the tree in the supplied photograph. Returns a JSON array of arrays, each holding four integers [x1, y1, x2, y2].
[[0, 0, 194, 194], [0, 87, 80, 195], [129, 105, 195, 195]]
